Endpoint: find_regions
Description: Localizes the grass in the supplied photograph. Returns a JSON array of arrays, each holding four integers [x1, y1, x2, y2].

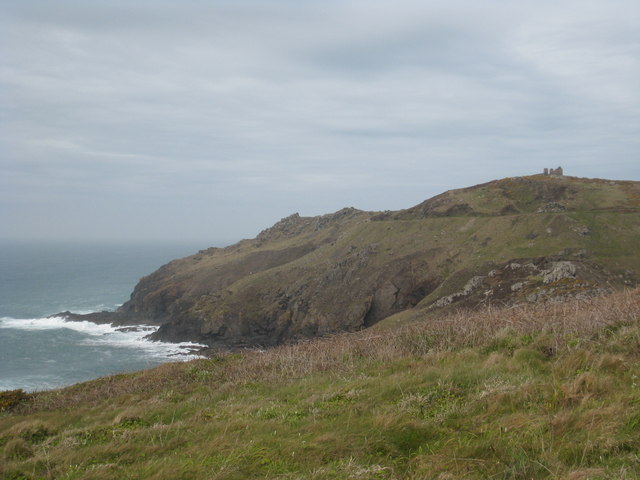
[[119, 175, 640, 349], [2, 288, 640, 479]]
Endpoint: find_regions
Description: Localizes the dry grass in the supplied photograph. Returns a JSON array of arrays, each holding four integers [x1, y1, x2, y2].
[[3, 288, 640, 479], [21, 287, 640, 414]]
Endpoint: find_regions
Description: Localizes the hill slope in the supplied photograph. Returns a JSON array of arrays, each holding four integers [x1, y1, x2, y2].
[[4, 288, 640, 479], [64, 174, 640, 348]]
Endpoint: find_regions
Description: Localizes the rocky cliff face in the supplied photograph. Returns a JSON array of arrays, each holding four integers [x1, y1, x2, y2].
[[62, 175, 640, 348]]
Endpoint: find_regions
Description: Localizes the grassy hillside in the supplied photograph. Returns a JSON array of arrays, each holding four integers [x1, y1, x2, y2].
[[3, 288, 640, 479], [68, 174, 640, 350]]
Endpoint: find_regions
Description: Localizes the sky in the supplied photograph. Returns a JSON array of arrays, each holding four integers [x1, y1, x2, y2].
[[2, 0, 639, 244]]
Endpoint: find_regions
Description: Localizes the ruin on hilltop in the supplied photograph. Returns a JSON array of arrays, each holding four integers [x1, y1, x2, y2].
[[543, 166, 563, 176]]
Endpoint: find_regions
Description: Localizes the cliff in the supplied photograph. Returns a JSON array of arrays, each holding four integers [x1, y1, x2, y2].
[[62, 174, 640, 347]]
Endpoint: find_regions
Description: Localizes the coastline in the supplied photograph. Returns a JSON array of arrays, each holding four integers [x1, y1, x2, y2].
[[0, 314, 206, 393]]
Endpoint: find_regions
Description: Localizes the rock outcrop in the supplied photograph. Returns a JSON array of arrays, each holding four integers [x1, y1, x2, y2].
[[59, 174, 640, 348]]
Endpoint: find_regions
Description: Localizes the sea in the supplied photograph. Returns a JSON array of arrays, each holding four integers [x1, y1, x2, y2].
[[0, 239, 220, 392]]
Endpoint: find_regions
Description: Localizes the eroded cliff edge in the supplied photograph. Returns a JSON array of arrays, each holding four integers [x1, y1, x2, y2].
[[61, 175, 640, 348]]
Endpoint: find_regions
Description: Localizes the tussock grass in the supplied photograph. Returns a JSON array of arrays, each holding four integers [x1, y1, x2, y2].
[[2, 288, 640, 479]]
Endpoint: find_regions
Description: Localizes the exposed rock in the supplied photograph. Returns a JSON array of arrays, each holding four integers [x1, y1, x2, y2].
[[257, 213, 303, 241], [464, 276, 486, 294], [542, 261, 576, 284], [434, 276, 486, 307], [537, 202, 566, 213], [572, 225, 591, 236], [427, 254, 622, 312], [55, 174, 640, 348]]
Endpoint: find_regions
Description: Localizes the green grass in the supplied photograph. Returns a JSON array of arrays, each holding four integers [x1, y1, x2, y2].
[[117, 175, 640, 349], [3, 289, 640, 479]]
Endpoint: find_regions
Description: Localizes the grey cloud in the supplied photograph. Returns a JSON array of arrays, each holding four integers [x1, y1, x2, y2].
[[1, 0, 639, 242]]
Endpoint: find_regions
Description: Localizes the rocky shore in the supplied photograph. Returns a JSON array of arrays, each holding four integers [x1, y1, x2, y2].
[[57, 174, 640, 348]]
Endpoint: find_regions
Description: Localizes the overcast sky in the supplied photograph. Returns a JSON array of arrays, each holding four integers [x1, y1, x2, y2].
[[2, 0, 639, 244]]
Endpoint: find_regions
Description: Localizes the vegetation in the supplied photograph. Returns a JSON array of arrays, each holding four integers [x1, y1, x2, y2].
[[2, 288, 640, 479], [0, 390, 28, 413], [74, 174, 640, 350]]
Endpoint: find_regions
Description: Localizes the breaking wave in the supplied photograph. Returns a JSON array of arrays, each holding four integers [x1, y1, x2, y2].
[[0, 316, 204, 361]]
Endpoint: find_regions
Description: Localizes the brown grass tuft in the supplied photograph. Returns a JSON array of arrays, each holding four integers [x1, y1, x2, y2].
[[2, 438, 33, 461], [17, 287, 640, 414], [564, 468, 607, 480]]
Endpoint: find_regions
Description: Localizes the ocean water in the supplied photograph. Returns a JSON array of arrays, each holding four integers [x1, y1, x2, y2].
[[0, 240, 216, 392]]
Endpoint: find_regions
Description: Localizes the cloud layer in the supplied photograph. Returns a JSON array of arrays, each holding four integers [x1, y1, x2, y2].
[[2, 0, 639, 242]]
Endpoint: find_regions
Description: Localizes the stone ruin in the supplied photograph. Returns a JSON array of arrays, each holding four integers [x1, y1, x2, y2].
[[543, 166, 563, 176]]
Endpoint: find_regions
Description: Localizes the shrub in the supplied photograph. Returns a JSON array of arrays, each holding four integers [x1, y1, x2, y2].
[[0, 390, 29, 412]]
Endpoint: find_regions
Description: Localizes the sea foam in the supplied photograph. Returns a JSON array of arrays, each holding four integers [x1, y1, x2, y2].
[[0, 316, 204, 361]]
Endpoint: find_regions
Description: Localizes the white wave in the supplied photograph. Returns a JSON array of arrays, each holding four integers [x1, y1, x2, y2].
[[0, 316, 118, 335], [79, 331, 204, 360], [70, 307, 110, 315], [55, 302, 120, 315], [0, 316, 205, 361]]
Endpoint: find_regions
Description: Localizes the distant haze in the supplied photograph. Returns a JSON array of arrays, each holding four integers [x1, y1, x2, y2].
[[2, 0, 639, 244]]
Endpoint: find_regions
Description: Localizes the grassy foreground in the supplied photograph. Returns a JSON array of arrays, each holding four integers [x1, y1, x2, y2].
[[2, 289, 640, 479]]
